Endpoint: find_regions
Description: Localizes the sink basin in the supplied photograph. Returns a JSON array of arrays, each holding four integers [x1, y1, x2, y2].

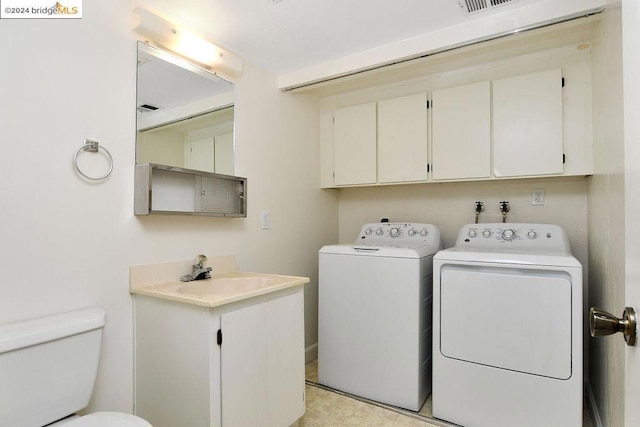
[[178, 276, 273, 296]]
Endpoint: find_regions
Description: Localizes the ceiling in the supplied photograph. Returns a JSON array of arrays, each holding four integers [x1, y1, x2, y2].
[[141, 0, 578, 76]]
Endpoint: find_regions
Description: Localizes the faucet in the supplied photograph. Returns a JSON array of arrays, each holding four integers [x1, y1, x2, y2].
[[499, 201, 510, 223], [474, 201, 484, 224], [180, 254, 213, 282]]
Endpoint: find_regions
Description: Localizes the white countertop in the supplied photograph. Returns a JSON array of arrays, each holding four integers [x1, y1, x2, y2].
[[130, 257, 308, 308]]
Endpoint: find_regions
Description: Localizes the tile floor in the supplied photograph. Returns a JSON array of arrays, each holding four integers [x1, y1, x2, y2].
[[299, 360, 443, 427], [300, 359, 593, 427]]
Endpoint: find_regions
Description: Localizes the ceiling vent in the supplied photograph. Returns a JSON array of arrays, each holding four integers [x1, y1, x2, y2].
[[137, 103, 162, 113], [459, 0, 515, 14]]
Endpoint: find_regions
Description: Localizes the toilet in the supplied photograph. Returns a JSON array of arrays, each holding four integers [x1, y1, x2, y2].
[[0, 307, 151, 427]]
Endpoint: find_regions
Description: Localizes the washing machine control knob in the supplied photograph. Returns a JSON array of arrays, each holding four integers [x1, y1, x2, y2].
[[408, 229, 417, 237], [482, 230, 492, 238], [527, 231, 537, 239], [376, 228, 384, 236], [420, 229, 429, 237], [390, 227, 401, 237], [468, 230, 478, 238], [502, 229, 516, 241], [365, 228, 373, 235]]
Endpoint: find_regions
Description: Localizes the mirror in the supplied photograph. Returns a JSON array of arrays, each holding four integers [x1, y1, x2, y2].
[[136, 42, 235, 175]]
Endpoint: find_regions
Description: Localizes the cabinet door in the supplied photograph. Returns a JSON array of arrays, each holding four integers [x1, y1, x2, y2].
[[493, 68, 564, 177], [214, 132, 234, 175], [185, 137, 215, 172], [333, 102, 377, 185], [377, 93, 429, 183], [432, 81, 491, 180], [220, 291, 305, 427]]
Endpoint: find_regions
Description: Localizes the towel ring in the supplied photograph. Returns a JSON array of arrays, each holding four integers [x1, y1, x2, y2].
[[73, 139, 113, 181]]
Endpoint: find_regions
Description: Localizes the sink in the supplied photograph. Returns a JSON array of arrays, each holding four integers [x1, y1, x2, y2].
[[178, 276, 273, 296]]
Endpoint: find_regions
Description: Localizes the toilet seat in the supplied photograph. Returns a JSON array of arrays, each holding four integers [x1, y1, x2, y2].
[[64, 412, 152, 427]]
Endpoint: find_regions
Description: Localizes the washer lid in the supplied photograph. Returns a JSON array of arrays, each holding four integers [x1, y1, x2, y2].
[[320, 244, 435, 258]]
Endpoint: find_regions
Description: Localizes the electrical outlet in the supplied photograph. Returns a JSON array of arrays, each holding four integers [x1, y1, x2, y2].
[[261, 211, 271, 230], [532, 189, 545, 206]]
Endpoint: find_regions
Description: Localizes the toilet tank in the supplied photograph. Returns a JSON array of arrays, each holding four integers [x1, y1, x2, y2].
[[0, 307, 106, 427]]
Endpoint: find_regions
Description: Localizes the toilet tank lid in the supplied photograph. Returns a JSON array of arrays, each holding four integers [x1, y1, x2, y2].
[[0, 307, 106, 354]]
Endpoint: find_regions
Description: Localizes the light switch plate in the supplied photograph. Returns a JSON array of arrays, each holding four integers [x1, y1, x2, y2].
[[261, 211, 271, 229]]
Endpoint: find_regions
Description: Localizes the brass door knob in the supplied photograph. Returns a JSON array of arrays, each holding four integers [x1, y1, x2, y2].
[[589, 307, 637, 346]]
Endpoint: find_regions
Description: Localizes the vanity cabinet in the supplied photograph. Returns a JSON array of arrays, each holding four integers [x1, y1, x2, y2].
[[220, 291, 304, 426], [133, 286, 305, 427]]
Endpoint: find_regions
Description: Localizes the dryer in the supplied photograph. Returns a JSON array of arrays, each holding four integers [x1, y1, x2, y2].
[[433, 223, 582, 427], [318, 222, 441, 411]]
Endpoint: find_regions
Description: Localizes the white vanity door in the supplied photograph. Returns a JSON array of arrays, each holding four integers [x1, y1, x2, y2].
[[220, 289, 305, 427]]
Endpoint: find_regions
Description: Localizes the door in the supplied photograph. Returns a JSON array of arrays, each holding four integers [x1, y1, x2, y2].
[[377, 93, 429, 183], [623, 0, 640, 425], [333, 102, 377, 185], [185, 137, 215, 171], [493, 68, 564, 177], [214, 132, 234, 175], [431, 81, 491, 180], [220, 291, 305, 427], [439, 264, 573, 379]]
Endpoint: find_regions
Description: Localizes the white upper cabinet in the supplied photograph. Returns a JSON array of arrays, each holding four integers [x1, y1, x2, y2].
[[377, 93, 429, 183], [333, 102, 377, 185], [431, 81, 491, 181], [492, 68, 564, 178]]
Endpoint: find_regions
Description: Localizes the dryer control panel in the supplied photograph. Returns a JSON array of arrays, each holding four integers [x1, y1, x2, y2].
[[456, 223, 572, 253], [357, 222, 440, 248]]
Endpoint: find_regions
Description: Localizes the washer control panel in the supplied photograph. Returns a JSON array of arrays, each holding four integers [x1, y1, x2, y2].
[[357, 222, 439, 247], [456, 223, 571, 252]]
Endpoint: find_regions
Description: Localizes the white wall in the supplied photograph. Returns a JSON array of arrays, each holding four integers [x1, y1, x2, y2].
[[338, 178, 589, 263], [587, 7, 625, 427], [0, 0, 337, 415]]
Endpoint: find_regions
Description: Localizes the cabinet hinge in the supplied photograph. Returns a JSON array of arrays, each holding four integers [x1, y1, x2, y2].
[[562, 77, 565, 87], [217, 329, 222, 346], [426, 100, 431, 109], [563, 154, 566, 164]]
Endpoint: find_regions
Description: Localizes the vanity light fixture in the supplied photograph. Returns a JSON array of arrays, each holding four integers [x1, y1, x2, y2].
[[134, 8, 243, 77]]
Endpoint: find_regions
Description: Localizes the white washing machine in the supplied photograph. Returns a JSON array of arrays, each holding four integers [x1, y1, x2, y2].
[[433, 223, 582, 427], [318, 222, 441, 411]]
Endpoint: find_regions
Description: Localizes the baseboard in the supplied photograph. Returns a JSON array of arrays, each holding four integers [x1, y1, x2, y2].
[[305, 342, 318, 363], [585, 379, 603, 427]]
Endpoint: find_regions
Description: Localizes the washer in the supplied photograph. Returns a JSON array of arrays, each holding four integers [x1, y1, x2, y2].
[[318, 222, 441, 411], [433, 223, 582, 427]]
